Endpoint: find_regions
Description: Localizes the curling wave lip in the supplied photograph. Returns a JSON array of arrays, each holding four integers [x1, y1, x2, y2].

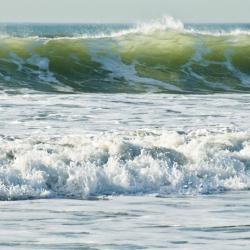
[[0, 16, 250, 94]]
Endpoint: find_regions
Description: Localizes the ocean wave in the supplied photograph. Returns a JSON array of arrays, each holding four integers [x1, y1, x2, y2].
[[0, 17, 250, 94], [1, 129, 250, 200]]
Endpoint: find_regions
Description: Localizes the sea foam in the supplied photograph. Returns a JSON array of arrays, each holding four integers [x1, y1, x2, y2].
[[1, 129, 250, 200]]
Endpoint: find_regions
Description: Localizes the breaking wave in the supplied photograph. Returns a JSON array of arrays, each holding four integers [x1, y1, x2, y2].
[[0, 16, 250, 94], [1, 129, 250, 200]]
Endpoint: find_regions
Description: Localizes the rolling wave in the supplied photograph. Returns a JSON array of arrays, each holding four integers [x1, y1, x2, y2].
[[0, 16, 250, 94]]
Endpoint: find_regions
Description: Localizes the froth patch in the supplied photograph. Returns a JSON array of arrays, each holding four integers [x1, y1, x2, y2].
[[0, 129, 250, 200]]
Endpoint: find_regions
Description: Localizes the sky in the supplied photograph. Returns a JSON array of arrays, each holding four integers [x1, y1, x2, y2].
[[0, 0, 249, 23]]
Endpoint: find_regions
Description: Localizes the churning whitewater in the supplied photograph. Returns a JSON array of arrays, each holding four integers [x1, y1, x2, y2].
[[1, 130, 250, 200], [0, 16, 250, 94], [1, 92, 250, 200]]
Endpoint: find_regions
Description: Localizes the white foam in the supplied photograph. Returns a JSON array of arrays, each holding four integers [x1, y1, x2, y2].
[[52, 16, 185, 40], [109, 15, 184, 37], [186, 27, 250, 37], [1, 129, 250, 200]]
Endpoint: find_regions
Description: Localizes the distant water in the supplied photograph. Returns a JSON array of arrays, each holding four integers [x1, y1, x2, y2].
[[0, 16, 250, 249]]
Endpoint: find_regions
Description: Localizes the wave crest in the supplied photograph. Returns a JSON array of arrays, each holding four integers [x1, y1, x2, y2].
[[1, 18, 250, 94]]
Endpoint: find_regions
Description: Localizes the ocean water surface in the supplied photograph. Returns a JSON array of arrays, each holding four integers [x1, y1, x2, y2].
[[0, 17, 250, 249]]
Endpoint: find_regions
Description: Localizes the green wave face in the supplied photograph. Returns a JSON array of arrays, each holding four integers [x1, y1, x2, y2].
[[0, 31, 250, 93], [119, 32, 250, 92]]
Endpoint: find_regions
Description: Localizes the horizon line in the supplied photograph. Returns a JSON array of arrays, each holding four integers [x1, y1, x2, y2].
[[0, 21, 250, 25]]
